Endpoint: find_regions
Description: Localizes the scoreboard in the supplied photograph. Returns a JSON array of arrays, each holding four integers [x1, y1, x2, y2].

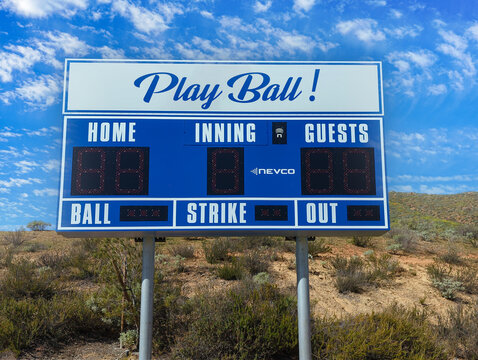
[[57, 60, 389, 236]]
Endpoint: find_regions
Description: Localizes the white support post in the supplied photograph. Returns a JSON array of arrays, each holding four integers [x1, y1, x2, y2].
[[139, 237, 155, 360], [296, 236, 312, 360]]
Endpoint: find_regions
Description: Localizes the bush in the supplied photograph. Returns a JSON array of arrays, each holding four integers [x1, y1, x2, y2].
[[331, 256, 370, 293], [458, 224, 478, 247], [438, 245, 463, 265], [427, 263, 464, 300], [202, 238, 231, 264], [437, 303, 478, 359], [351, 236, 373, 247], [26, 220, 51, 231], [168, 243, 195, 259], [387, 227, 418, 252], [2, 227, 27, 248], [331, 254, 400, 293], [455, 266, 478, 294], [308, 238, 332, 256], [239, 250, 269, 275], [216, 259, 244, 280], [313, 306, 446, 359], [366, 252, 401, 281], [232, 236, 280, 251], [0, 293, 112, 355], [171, 282, 298, 360], [0, 260, 58, 300]]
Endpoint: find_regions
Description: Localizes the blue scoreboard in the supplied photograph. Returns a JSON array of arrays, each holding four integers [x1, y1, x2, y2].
[[57, 60, 389, 236]]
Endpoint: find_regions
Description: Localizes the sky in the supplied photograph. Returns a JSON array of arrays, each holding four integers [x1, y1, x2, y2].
[[0, 0, 477, 230]]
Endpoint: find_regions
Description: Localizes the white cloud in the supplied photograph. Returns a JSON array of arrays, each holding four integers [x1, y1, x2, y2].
[[386, 50, 437, 96], [467, 23, 478, 41], [14, 160, 38, 174], [336, 18, 385, 42], [0, 45, 42, 82], [43, 159, 60, 172], [219, 16, 258, 33], [1, 74, 62, 109], [0, 128, 22, 142], [254, 0, 272, 13], [200, 10, 213, 19], [428, 83, 447, 95], [0, 177, 41, 188], [0, 32, 90, 83], [278, 33, 315, 54], [97, 46, 125, 59], [33, 188, 58, 196], [293, 0, 315, 12], [367, 0, 386, 6], [385, 25, 422, 39], [437, 28, 476, 79], [24, 126, 61, 136], [390, 185, 413, 192], [418, 184, 472, 195], [1, 0, 88, 18], [389, 9, 402, 18], [111, 0, 169, 34], [388, 50, 436, 70]]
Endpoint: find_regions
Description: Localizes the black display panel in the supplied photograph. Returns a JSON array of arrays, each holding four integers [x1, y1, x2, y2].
[[71, 147, 149, 195], [347, 205, 381, 221], [301, 147, 375, 195], [255, 205, 288, 221], [120, 206, 168, 221], [207, 148, 244, 195]]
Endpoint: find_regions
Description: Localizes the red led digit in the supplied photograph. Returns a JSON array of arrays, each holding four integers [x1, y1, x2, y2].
[[115, 148, 145, 194], [207, 148, 244, 195], [303, 148, 334, 194], [74, 148, 105, 194], [343, 149, 372, 194]]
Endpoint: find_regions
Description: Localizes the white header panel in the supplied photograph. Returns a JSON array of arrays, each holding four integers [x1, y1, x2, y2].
[[64, 60, 383, 116]]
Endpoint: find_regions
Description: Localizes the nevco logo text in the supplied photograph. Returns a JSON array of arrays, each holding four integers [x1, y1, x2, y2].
[[251, 168, 296, 175]]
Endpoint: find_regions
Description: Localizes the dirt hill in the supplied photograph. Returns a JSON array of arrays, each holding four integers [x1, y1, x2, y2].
[[1, 191, 477, 359]]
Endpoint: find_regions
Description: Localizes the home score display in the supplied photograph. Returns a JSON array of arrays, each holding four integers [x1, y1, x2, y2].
[[57, 60, 389, 236]]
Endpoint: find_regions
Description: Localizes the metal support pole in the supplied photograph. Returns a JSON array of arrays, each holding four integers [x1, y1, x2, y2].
[[296, 236, 312, 360], [139, 237, 155, 360]]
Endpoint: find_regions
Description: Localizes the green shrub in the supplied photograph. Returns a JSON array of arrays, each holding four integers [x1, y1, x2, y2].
[[331, 254, 401, 293], [351, 236, 373, 248], [232, 236, 280, 251], [366, 253, 401, 281], [171, 282, 298, 360], [455, 266, 478, 294], [0, 293, 112, 355], [331, 256, 370, 293], [458, 224, 478, 247], [432, 278, 464, 300], [202, 238, 231, 264], [437, 303, 478, 359], [438, 245, 463, 265], [239, 250, 269, 275], [26, 220, 51, 231], [308, 238, 332, 256], [119, 329, 138, 350], [2, 228, 27, 248], [168, 243, 195, 259], [427, 263, 464, 300], [313, 306, 446, 359], [0, 260, 58, 300], [216, 259, 244, 280], [388, 227, 418, 252]]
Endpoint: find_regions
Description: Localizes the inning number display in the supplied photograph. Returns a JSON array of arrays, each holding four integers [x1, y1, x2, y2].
[[57, 60, 388, 236]]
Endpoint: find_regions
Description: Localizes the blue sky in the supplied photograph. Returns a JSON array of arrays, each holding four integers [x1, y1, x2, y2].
[[0, 0, 477, 230]]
